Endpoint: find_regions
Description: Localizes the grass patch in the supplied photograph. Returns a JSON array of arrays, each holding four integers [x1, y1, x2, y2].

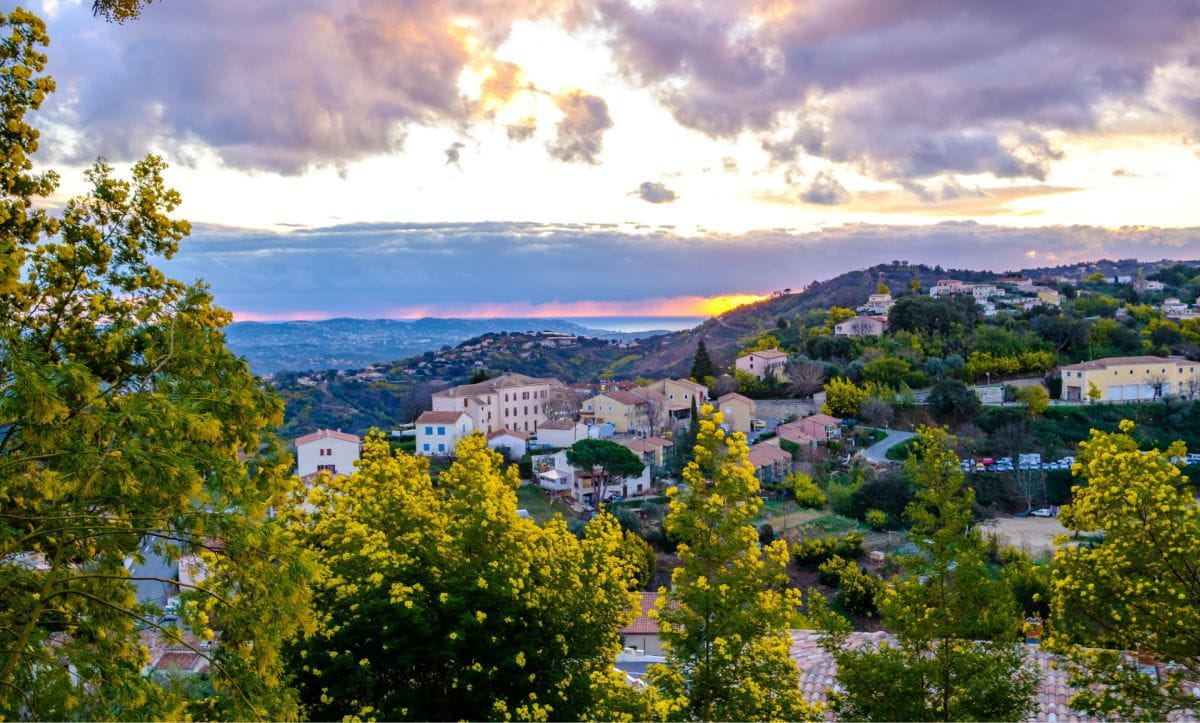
[[516, 485, 573, 525], [885, 437, 917, 461]]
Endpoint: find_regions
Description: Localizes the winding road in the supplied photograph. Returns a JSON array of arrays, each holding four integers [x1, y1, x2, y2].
[[858, 428, 916, 463]]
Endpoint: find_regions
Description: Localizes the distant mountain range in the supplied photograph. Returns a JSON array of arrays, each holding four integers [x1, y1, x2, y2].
[[226, 317, 672, 374]]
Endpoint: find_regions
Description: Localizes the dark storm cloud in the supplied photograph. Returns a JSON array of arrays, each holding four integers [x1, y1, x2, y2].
[[635, 181, 678, 203], [590, 0, 1200, 181], [164, 221, 1200, 317]]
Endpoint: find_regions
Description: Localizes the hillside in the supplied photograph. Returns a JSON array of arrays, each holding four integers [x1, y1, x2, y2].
[[226, 317, 669, 373]]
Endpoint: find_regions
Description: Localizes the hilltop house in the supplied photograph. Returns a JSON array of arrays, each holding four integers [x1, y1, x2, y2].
[[1060, 356, 1200, 402], [736, 349, 789, 380], [415, 411, 473, 456], [430, 373, 565, 435], [833, 315, 888, 338], [862, 292, 894, 314], [295, 429, 361, 477], [582, 390, 653, 435], [716, 392, 757, 435]]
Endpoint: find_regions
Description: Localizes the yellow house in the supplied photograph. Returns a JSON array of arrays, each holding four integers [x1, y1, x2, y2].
[[1037, 289, 1061, 307], [716, 392, 757, 435], [1060, 356, 1200, 402], [581, 390, 649, 434]]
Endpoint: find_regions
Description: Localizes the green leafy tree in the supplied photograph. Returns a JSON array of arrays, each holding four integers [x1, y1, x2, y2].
[[819, 427, 1037, 721], [689, 339, 716, 382], [819, 556, 881, 617], [286, 434, 638, 720], [1047, 421, 1200, 720], [644, 406, 819, 721], [0, 10, 315, 718], [566, 438, 645, 505], [862, 357, 911, 389], [928, 379, 982, 420], [822, 377, 869, 417]]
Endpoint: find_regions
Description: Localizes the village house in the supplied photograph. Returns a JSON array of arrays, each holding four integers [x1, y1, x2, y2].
[[793, 413, 843, 442], [1060, 356, 1200, 402], [771, 422, 818, 452], [1037, 289, 1062, 307], [715, 392, 757, 435], [862, 292, 894, 314], [833, 315, 888, 338], [294, 429, 361, 477], [735, 348, 789, 380], [430, 372, 565, 435], [582, 390, 653, 435], [929, 279, 969, 297], [1135, 279, 1166, 292], [534, 418, 590, 448], [415, 410, 473, 456], [1161, 297, 1188, 313], [532, 449, 652, 506], [747, 443, 792, 483], [486, 428, 528, 460], [619, 592, 667, 655], [616, 436, 673, 470]]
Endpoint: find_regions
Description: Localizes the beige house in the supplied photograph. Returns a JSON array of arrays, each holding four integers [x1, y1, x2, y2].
[[620, 592, 667, 655], [431, 372, 564, 435], [582, 390, 651, 434], [1037, 289, 1062, 307], [617, 436, 673, 469], [640, 378, 709, 428], [535, 418, 589, 448], [833, 315, 888, 338], [716, 392, 757, 435], [735, 349, 788, 380], [1060, 356, 1200, 402]]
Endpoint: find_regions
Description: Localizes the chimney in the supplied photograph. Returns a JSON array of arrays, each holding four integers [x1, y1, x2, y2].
[[1024, 617, 1043, 645]]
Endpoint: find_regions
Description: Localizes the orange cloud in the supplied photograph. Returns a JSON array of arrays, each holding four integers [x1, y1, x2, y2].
[[230, 293, 766, 322]]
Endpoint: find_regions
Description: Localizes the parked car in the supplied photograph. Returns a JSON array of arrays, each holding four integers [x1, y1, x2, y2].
[[1031, 508, 1054, 517], [750, 419, 767, 430]]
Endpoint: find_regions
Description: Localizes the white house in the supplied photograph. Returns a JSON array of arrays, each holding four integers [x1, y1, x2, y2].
[[430, 372, 564, 435], [735, 349, 788, 380], [295, 429, 361, 478], [415, 410, 473, 457], [833, 315, 888, 337], [486, 428, 528, 460], [862, 292, 894, 314], [535, 418, 589, 448], [532, 450, 652, 506]]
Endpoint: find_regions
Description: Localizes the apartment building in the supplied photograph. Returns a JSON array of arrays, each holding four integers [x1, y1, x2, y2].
[[430, 372, 565, 434], [1060, 356, 1200, 402]]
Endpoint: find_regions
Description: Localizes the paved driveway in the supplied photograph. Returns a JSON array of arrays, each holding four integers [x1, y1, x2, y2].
[[859, 428, 916, 464]]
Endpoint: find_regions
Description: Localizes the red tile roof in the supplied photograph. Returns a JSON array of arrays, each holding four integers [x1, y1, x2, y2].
[[416, 411, 469, 424], [747, 443, 792, 468], [803, 413, 842, 426], [717, 392, 755, 405], [789, 630, 1112, 721], [619, 592, 680, 635], [295, 429, 362, 446], [643, 436, 674, 448], [1060, 355, 1184, 371], [604, 390, 648, 406], [487, 428, 528, 440], [746, 348, 788, 359]]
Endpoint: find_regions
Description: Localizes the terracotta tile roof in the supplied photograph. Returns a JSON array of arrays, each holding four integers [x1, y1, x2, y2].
[[789, 630, 1108, 721], [1060, 355, 1185, 371], [487, 428, 528, 440], [643, 437, 673, 448], [748, 443, 792, 468], [539, 418, 581, 430], [154, 651, 205, 671], [778, 428, 817, 446], [432, 373, 562, 398], [717, 392, 755, 406], [416, 411, 469, 424], [604, 390, 648, 406], [803, 413, 842, 426], [295, 429, 362, 446], [619, 592, 679, 635], [618, 439, 658, 453], [746, 348, 788, 360]]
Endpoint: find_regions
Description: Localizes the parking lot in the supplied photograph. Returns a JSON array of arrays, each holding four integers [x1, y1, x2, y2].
[[980, 516, 1084, 557]]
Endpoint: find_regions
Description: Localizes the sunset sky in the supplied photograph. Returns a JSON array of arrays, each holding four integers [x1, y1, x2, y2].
[[31, 0, 1200, 320]]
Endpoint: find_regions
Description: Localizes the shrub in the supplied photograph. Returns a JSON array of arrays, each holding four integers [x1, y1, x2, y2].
[[789, 472, 827, 509], [819, 555, 882, 617], [792, 532, 865, 569], [864, 508, 888, 531]]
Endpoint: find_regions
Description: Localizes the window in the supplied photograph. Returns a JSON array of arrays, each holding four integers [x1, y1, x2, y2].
[[318, 464, 335, 472], [524, 406, 528, 415], [422, 443, 430, 451], [438, 443, 445, 452], [424, 426, 433, 435], [437, 426, 445, 435]]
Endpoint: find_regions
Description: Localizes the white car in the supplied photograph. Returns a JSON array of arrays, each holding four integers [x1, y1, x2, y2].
[[1031, 508, 1054, 517]]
